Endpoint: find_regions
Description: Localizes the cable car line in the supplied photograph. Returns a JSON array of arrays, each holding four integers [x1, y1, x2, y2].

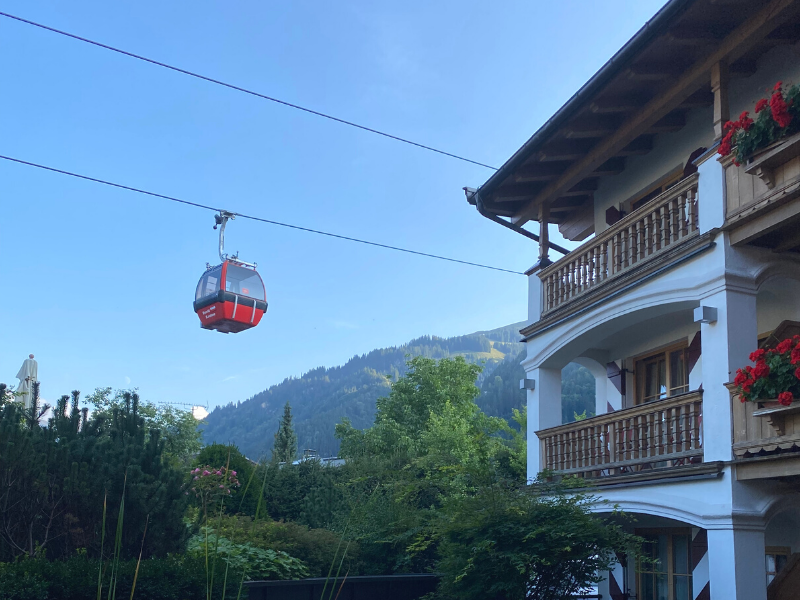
[[0, 154, 525, 275], [0, 10, 499, 172]]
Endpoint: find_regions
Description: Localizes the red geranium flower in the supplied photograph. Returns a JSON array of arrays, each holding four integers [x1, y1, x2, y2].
[[734, 369, 750, 386], [776, 339, 793, 354], [791, 346, 800, 365], [774, 81, 783, 92], [755, 98, 769, 113], [754, 361, 770, 379], [750, 348, 767, 362], [778, 391, 794, 406], [770, 91, 792, 129], [742, 380, 753, 393], [739, 111, 753, 131]]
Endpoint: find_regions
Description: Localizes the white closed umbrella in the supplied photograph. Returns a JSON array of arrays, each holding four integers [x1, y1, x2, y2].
[[15, 354, 38, 410]]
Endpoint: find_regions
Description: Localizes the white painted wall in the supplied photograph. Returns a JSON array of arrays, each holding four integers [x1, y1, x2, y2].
[[729, 43, 800, 120], [593, 107, 714, 235], [757, 276, 800, 335]]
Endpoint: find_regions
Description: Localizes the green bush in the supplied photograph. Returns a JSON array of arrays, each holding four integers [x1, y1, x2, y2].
[[187, 527, 309, 580], [0, 555, 239, 600], [213, 515, 356, 577]]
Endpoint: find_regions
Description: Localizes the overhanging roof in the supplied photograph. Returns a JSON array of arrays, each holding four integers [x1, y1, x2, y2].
[[470, 0, 800, 237]]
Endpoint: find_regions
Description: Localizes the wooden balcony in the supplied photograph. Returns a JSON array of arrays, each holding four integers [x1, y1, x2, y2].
[[732, 399, 800, 455], [723, 132, 800, 252], [536, 391, 703, 479], [538, 174, 700, 318]]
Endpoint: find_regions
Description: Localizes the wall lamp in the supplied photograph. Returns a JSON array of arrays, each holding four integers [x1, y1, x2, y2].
[[520, 379, 536, 391], [694, 306, 718, 324]]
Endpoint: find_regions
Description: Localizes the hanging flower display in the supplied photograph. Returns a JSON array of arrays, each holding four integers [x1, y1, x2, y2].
[[733, 336, 800, 405], [718, 81, 799, 166]]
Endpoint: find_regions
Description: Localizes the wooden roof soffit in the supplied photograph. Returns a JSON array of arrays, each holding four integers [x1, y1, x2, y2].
[[511, 0, 800, 226]]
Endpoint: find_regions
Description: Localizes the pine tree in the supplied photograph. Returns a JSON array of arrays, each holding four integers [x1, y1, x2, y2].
[[273, 401, 298, 463]]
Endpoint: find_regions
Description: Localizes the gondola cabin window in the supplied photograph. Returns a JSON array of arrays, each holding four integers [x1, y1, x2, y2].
[[196, 265, 222, 301], [635, 342, 689, 404], [225, 264, 265, 299]]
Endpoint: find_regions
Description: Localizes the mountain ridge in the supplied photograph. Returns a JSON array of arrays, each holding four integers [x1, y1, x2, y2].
[[202, 323, 527, 458]]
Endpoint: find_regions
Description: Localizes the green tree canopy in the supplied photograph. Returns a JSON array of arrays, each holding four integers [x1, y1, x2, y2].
[[272, 401, 298, 463], [0, 388, 188, 561]]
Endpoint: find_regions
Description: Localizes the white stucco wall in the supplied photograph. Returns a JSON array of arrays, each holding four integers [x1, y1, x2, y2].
[[729, 42, 800, 119], [593, 106, 714, 235], [756, 276, 800, 335]]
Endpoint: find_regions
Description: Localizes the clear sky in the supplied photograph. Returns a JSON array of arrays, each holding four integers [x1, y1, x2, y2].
[[0, 0, 665, 411]]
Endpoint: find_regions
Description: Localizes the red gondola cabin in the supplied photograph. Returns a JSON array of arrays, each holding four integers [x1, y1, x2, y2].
[[193, 260, 268, 333]]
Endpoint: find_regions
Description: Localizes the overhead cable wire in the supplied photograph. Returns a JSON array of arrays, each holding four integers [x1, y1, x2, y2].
[[0, 154, 524, 275], [0, 11, 499, 171]]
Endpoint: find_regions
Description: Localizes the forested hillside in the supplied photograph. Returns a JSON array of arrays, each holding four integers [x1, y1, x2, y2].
[[201, 323, 595, 459]]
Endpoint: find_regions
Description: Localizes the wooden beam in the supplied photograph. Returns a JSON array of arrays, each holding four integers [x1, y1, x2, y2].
[[648, 111, 687, 133], [558, 197, 595, 241], [772, 224, 800, 252], [625, 61, 687, 81], [561, 178, 599, 197], [512, 0, 799, 225], [539, 203, 550, 262], [563, 115, 621, 139], [679, 88, 715, 108], [711, 61, 730, 140], [537, 139, 596, 162], [666, 26, 726, 46], [614, 136, 654, 156], [492, 182, 546, 201], [589, 94, 650, 114], [513, 161, 569, 183], [551, 196, 591, 212], [591, 157, 626, 176]]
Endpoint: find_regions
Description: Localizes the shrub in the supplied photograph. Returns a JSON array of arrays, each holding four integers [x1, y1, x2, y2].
[[212, 515, 357, 577], [187, 527, 309, 580], [0, 555, 235, 600]]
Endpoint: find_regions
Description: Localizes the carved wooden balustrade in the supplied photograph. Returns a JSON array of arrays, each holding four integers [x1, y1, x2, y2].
[[729, 383, 800, 459], [539, 174, 699, 315], [536, 390, 703, 478]]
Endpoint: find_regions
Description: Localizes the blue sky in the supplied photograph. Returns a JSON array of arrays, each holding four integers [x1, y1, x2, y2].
[[0, 0, 665, 410]]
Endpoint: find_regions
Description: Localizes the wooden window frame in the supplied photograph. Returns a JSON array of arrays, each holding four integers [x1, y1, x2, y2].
[[625, 166, 684, 214], [636, 529, 693, 600], [632, 340, 690, 405], [766, 546, 791, 585]]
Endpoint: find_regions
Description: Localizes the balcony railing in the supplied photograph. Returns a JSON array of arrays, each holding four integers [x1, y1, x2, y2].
[[539, 173, 699, 315], [536, 390, 703, 478], [729, 383, 800, 459]]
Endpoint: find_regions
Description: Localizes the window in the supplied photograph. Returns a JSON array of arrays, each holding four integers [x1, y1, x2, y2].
[[635, 343, 689, 404], [638, 531, 692, 600], [225, 264, 265, 300], [195, 265, 222, 300], [766, 547, 790, 585], [629, 168, 683, 213]]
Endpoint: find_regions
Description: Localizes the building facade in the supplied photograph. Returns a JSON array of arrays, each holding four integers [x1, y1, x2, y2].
[[467, 1, 800, 599]]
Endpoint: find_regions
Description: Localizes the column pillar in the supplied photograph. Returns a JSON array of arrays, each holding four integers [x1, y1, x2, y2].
[[527, 266, 543, 325], [711, 61, 730, 141], [699, 281, 758, 462], [526, 366, 562, 482], [708, 527, 766, 600]]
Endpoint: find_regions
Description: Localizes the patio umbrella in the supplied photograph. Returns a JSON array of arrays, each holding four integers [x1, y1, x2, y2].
[[15, 354, 38, 409]]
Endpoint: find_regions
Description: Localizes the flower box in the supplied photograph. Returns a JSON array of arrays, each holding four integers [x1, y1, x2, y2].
[[743, 131, 800, 190], [752, 400, 800, 436]]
